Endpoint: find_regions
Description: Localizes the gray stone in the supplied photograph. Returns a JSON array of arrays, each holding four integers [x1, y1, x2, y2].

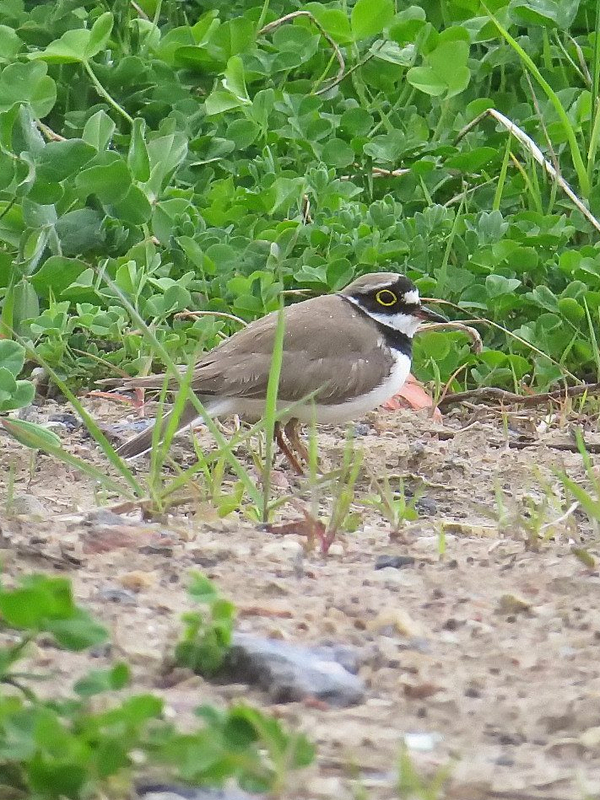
[[416, 495, 437, 515], [375, 555, 415, 570], [223, 633, 365, 707], [95, 586, 138, 605], [84, 508, 143, 527], [47, 412, 81, 432], [8, 494, 47, 518], [138, 786, 254, 800]]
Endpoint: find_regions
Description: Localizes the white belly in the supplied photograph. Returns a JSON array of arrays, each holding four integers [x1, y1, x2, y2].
[[205, 351, 411, 425]]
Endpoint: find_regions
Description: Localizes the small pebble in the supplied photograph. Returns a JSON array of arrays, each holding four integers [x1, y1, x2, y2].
[[224, 633, 365, 706], [368, 608, 426, 638], [48, 412, 80, 432], [411, 534, 457, 552], [95, 587, 138, 605], [262, 539, 304, 561], [416, 496, 437, 515], [8, 494, 47, 518], [403, 732, 441, 751], [580, 726, 600, 748], [496, 594, 532, 615], [375, 555, 415, 570], [118, 571, 155, 591], [409, 441, 426, 456]]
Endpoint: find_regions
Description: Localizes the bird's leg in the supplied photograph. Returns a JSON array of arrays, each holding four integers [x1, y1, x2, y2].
[[284, 418, 310, 464], [274, 421, 304, 475]]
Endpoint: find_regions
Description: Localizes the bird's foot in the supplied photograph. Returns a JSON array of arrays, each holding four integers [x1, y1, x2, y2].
[[274, 422, 304, 475], [284, 419, 311, 464]]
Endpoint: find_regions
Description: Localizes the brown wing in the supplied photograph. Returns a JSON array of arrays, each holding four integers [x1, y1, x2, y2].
[[187, 295, 394, 404]]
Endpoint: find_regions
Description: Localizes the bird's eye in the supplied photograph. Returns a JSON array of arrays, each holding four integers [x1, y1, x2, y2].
[[375, 289, 397, 306]]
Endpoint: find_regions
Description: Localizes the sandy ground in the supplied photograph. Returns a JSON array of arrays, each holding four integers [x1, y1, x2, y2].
[[1, 398, 600, 800]]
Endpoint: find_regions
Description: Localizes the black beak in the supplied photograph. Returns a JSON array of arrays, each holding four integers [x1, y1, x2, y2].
[[415, 304, 447, 323]]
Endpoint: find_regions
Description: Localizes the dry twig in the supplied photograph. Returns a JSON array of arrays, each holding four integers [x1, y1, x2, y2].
[[418, 320, 483, 354], [36, 121, 66, 142], [438, 382, 600, 410], [174, 309, 248, 327], [456, 108, 600, 235], [131, 0, 150, 20], [508, 439, 600, 454]]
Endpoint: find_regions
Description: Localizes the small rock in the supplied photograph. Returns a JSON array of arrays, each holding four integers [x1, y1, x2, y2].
[[403, 732, 441, 751], [409, 441, 426, 456], [106, 419, 153, 439], [580, 726, 600, 749], [138, 786, 255, 800], [441, 521, 497, 538], [316, 642, 361, 673], [223, 633, 365, 707], [327, 542, 344, 556], [262, 539, 304, 561], [426, 696, 460, 716], [48, 412, 80, 432], [262, 580, 289, 597], [118, 571, 155, 591], [189, 542, 243, 566], [545, 739, 586, 758], [416, 496, 437, 515], [439, 630, 460, 645], [375, 555, 415, 570], [82, 524, 177, 555], [304, 776, 346, 797], [411, 535, 457, 553], [8, 494, 47, 518], [368, 608, 426, 639], [43, 421, 70, 435], [403, 682, 443, 700], [85, 508, 143, 527], [496, 594, 532, 615], [95, 587, 138, 605], [367, 569, 424, 589]]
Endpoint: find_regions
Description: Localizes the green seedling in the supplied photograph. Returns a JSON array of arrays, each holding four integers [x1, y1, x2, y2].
[[490, 473, 577, 549], [0, 571, 313, 798], [363, 475, 421, 536], [175, 571, 236, 677], [557, 428, 600, 536], [396, 744, 452, 800]]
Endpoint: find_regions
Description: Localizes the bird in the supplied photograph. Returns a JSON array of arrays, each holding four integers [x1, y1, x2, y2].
[[108, 272, 445, 471]]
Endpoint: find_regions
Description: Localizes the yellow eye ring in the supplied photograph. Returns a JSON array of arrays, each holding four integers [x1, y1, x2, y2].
[[376, 289, 397, 307]]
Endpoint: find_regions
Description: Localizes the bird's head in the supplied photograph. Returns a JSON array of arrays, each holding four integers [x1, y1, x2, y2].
[[339, 272, 446, 338]]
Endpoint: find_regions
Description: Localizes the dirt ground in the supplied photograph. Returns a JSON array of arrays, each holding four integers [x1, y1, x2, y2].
[[1, 398, 600, 800]]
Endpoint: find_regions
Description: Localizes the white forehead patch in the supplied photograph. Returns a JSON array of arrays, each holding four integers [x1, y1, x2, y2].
[[403, 289, 419, 304]]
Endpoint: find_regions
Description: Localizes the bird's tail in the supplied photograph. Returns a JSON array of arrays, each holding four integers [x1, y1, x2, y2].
[[116, 402, 200, 460]]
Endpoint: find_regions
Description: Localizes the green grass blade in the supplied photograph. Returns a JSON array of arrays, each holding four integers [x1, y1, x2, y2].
[[484, 4, 590, 197], [261, 293, 286, 523], [583, 297, 600, 383], [13, 335, 142, 498], [96, 268, 263, 508], [1, 419, 135, 498], [493, 136, 512, 211], [589, 0, 600, 176], [557, 471, 600, 521], [146, 355, 200, 502]]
